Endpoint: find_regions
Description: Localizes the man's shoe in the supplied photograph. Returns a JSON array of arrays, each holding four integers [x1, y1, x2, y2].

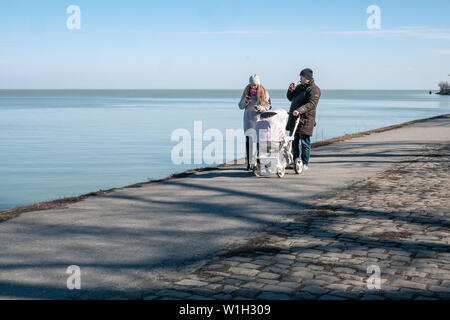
[[303, 164, 308, 171]]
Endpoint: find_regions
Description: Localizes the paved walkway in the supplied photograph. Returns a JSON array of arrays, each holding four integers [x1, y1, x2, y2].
[[0, 116, 449, 299]]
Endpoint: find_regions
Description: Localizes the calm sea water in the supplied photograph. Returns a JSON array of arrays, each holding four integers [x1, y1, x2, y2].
[[0, 90, 448, 210]]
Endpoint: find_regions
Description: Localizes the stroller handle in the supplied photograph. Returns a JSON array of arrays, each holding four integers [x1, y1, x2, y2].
[[286, 116, 301, 142], [292, 116, 301, 134]]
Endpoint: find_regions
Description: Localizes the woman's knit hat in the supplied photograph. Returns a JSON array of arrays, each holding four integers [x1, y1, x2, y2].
[[249, 74, 261, 85]]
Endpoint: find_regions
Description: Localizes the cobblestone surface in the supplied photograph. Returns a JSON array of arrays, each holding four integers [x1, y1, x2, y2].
[[141, 144, 450, 300]]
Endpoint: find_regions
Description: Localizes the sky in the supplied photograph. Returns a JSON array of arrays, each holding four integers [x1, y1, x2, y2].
[[0, 0, 449, 89]]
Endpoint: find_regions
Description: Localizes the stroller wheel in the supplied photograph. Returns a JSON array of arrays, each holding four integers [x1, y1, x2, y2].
[[294, 158, 303, 174], [277, 166, 285, 178], [253, 164, 261, 177]]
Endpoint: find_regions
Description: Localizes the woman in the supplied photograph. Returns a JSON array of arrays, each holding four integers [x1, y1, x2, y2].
[[238, 74, 272, 170]]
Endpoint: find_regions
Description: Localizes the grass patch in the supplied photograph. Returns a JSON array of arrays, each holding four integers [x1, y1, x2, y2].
[[219, 237, 281, 258]]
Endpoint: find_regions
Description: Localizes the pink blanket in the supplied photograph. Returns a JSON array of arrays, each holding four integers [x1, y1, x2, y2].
[[254, 108, 289, 142]]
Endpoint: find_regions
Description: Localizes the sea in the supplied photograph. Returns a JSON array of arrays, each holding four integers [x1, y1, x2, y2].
[[0, 89, 448, 210]]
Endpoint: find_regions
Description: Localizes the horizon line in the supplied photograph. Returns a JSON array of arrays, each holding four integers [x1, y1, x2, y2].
[[0, 88, 439, 91]]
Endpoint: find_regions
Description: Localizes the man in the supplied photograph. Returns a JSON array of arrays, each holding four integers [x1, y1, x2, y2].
[[286, 68, 321, 171]]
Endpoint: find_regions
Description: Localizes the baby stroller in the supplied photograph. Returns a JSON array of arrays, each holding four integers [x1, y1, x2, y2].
[[253, 109, 303, 178]]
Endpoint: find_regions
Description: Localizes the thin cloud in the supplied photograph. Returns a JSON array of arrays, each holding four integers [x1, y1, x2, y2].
[[321, 26, 450, 41], [163, 26, 450, 41], [164, 29, 283, 35], [428, 49, 450, 55]]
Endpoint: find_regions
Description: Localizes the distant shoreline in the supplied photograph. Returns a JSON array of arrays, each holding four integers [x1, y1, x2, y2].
[[1, 113, 449, 223]]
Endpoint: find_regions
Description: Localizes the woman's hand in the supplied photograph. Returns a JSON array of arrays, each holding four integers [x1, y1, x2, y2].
[[292, 110, 299, 116], [288, 83, 296, 92]]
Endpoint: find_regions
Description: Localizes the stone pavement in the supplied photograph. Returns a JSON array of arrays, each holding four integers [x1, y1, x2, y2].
[[141, 144, 450, 300]]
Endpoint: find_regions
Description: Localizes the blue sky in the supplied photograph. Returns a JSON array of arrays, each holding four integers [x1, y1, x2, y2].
[[0, 0, 449, 89]]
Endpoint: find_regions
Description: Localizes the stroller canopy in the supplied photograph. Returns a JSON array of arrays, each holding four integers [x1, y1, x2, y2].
[[254, 108, 289, 142]]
